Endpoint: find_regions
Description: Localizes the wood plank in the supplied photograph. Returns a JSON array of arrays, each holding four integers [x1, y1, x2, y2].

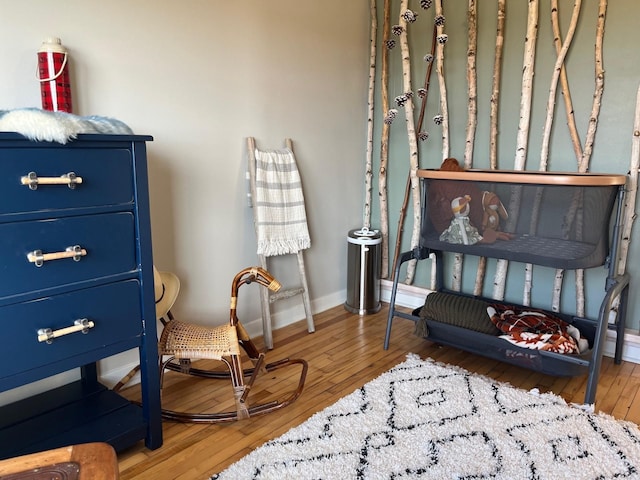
[[116, 304, 640, 480]]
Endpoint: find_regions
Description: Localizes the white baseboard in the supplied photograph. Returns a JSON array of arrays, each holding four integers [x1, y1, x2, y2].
[[380, 279, 640, 365], [102, 280, 640, 389]]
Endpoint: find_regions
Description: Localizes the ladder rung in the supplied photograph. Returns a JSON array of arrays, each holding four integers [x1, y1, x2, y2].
[[269, 287, 305, 303]]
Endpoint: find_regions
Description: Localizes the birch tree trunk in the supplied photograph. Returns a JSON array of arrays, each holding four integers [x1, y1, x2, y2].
[[464, 0, 477, 169], [552, 2, 584, 162], [553, 269, 565, 309], [379, 0, 391, 279], [416, 27, 438, 137], [398, 0, 421, 285], [617, 84, 640, 277], [526, 0, 581, 308], [493, 0, 539, 301], [489, 0, 505, 171], [434, 0, 450, 161], [475, 0, 505, 297], [391, 26, 437, 283], [549, 0, 585, 311], [421, 0, 450, 288], [512, 0, 538, 171], [575, 0, 607, 317], [539, 0, 581, 173], [522, 264, 534, 306], [363, 0, 377, 231], [452, 0, 477, 292], [579, 0, 607, 175]]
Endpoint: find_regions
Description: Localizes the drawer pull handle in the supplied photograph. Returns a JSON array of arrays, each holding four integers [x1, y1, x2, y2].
[[38, 318, 95, 344], [27, 245, 87, 267], [21, 171, 83, 190]]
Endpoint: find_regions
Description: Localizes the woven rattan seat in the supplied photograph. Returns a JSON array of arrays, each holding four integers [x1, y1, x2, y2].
[[160, 321, 240, 360]]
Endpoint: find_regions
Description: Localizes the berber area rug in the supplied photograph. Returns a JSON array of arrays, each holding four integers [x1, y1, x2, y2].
[[210, 353, 640, 479]]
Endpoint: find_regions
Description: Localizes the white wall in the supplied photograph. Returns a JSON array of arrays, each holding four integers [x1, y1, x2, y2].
[[0, 1, 369, 401]]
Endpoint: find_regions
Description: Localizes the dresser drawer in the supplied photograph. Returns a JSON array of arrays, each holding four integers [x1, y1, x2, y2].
[[0, 212, 136, 301], [0, 280, 143, 381], [0, 148, 133, 218]]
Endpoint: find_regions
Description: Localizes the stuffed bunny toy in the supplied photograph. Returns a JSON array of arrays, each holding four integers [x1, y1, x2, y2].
[[481, 191, 508, 232]]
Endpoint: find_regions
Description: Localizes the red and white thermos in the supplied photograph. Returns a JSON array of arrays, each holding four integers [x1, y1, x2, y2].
[[37, 37, 73, 113]]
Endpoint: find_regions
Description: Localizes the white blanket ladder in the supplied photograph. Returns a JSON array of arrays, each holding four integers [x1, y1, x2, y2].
[[246, 137, 315, 349]]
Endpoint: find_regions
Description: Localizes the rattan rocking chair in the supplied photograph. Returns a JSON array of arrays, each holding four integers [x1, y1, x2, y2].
[[115, 266, 308, 423]]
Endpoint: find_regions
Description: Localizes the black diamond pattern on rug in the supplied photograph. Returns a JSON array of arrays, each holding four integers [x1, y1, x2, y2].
[[211, 354, 640, 479]]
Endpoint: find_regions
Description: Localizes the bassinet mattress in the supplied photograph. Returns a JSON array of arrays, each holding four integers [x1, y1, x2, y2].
[[421, 233, 603, 269]]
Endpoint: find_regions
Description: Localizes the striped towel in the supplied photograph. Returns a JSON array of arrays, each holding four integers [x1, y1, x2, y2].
[[253, 148, 311, 257]]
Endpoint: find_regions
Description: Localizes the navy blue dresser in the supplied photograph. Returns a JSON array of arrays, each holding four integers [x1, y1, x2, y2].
[[0, 133, 162, 458]]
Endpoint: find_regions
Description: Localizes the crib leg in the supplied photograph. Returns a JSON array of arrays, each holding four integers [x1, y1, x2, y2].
[[383, 281, 399, 350], [585, 274, 630, 404], [614, 284, 629, 364]]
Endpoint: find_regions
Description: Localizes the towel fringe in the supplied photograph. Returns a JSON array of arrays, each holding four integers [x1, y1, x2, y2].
[[258, 238, 310, 257]]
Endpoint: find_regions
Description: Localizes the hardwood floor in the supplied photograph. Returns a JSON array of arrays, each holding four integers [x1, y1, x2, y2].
[[117, 304, 640, 479]]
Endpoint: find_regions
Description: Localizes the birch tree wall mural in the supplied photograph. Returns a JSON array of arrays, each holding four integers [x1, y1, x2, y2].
[[370, 0, 640, 330]]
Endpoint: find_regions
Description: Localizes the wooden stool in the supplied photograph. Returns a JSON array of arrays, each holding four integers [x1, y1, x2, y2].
[[0, 443, 118, 479]]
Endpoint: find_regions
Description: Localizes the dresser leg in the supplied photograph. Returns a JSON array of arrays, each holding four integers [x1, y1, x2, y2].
[[81, 363, 99, 387]]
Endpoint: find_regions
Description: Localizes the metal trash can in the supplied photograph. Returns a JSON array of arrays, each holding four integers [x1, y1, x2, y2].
[[345, 227, 382, 315]]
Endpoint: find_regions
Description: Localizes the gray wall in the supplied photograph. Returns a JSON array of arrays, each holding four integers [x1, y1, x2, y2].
[[0, 1, 369, 402]]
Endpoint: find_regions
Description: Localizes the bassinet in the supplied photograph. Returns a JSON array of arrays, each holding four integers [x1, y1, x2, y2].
[[384, 169, 630, 405]]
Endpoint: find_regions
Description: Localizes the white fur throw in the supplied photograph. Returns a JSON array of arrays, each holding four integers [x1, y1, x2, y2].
[[0, 108, 133, 144]]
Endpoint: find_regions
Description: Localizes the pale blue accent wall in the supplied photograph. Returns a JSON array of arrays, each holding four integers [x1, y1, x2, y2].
[[371, 0, 640, 327]]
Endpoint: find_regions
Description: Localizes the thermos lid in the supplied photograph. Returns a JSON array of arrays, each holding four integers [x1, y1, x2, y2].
[[38, 37, 67, 54]]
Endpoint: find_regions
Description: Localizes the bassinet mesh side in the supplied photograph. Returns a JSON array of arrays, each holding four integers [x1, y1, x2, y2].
[[420, 174, 620, 270]]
